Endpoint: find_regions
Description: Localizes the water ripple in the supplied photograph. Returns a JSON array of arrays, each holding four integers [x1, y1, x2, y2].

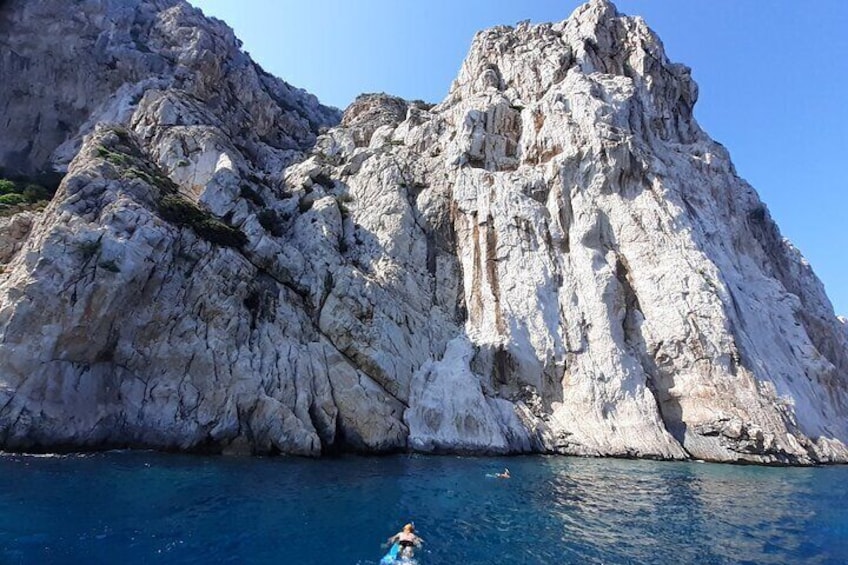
[[0, 453, 845, 564]]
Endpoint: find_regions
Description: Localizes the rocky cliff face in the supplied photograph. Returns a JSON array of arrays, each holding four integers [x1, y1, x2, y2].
[[1, 0, 846, 464], [0, 0, 338, 177]]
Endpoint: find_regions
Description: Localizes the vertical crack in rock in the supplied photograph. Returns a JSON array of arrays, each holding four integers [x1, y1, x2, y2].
[[484, 214, 505, 335], [449, 199, 469, 324], [614, 254, 641, 349], [469, 213, 484, 326], [615, 253, 688, 452]]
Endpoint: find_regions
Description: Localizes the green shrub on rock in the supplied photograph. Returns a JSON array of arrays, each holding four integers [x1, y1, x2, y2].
[[158, 194, 247, 249], [0, 193, 27, 206], [22, 184, 51, 203], [0, 177, 56, 215], [0, 179, 16, 195]]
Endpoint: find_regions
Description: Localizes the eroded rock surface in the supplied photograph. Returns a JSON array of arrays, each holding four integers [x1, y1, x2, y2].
[[0, 0, 338, 176], [0, 0, 846, 463]]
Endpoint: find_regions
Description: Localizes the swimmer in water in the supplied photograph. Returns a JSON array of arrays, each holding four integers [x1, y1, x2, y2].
[[387, 523, 423, 559]]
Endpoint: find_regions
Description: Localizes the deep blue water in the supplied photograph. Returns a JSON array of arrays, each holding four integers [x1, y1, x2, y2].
[[1, 452, 846, 564]]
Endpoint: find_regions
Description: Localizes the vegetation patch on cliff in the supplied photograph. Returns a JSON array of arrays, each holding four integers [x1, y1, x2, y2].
[[0, 177, 55, 216], [96, 143, 178, 194], [96, 127, 248, 250], [158, 194, 247, 249]]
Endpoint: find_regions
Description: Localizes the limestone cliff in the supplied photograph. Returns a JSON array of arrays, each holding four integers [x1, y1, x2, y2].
[[1, 0, 846, 464], [0, 0, 338, 177]]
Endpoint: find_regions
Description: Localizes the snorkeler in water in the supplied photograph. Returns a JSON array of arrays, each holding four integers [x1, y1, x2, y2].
[[495, 468, 511, 479]]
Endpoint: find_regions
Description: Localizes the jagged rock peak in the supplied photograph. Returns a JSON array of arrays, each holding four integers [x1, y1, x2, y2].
[[0, 0, 340, 178], [341, 93, 410, 148], [448, 0, 698, 145]]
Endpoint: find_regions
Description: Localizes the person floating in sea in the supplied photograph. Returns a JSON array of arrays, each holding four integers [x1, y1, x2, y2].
[[386, 523, 424, 560], [496, 468, 511, 479]]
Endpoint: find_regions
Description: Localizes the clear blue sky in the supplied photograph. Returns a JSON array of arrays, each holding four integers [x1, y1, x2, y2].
[[192, 0, 847, 317]]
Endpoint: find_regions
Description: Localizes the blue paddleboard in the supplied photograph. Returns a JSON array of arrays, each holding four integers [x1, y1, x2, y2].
[[380, 542, 400, 565]]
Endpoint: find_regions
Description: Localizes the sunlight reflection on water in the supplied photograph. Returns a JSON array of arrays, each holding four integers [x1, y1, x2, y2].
[[1, 452, 845, 564]]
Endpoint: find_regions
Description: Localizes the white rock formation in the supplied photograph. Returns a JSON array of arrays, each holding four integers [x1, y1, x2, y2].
[[0, 0, 846, 464], [0, 0, 337, 177]]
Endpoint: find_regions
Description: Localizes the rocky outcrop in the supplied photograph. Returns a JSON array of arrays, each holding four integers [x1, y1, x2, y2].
[[0, 0, 338, 177], [0, 212, 36, 263], [0, 0, 846, 464]]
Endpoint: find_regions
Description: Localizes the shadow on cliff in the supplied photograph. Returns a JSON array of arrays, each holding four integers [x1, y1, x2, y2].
[[606, 212, 690, 451]]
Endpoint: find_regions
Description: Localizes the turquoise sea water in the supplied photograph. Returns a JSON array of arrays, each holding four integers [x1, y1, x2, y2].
[[1, 452, 846, 564]]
